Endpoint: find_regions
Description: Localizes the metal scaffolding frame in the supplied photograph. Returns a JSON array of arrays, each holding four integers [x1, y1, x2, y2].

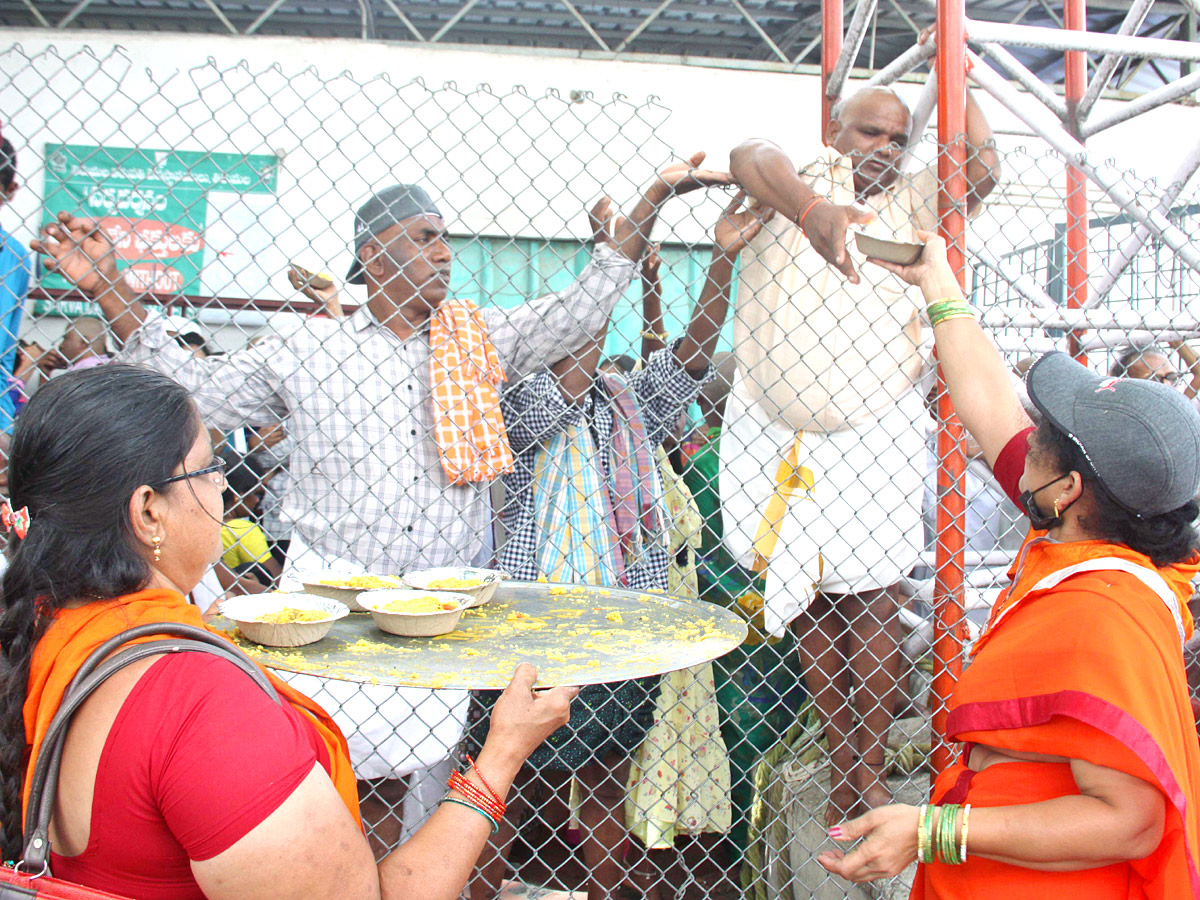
[[6, 1, 1196, 92], [818, 0, 1200, 779]]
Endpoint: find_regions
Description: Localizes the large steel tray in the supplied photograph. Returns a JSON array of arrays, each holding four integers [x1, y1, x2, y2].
[[216, 580, 747, 689]]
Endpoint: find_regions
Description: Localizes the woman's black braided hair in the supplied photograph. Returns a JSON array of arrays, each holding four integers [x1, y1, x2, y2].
[[0, 365, 196, 859]]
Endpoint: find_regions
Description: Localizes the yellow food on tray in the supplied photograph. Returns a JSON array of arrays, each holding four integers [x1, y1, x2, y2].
[[254, 608, 330, 624], [318, 575, 401, 590], [426, 576, 487, 589], [381, 595, 460, 614]]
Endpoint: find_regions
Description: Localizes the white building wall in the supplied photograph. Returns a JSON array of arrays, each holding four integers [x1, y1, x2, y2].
[[0, 29, 1197, 349]]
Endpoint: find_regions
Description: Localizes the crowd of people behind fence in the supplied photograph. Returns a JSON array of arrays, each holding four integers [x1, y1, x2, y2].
[[0, 76, 1198, 900]]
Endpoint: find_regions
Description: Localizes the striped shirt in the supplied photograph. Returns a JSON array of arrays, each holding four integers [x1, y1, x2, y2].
[[498, 343, 710, 589]]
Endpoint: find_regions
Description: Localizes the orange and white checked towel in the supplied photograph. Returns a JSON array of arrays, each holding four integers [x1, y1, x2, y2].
[[430, 299, 515, 484]]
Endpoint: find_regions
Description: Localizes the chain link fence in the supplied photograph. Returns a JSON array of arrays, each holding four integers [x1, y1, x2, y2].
[[2, 41, 1199, 900]]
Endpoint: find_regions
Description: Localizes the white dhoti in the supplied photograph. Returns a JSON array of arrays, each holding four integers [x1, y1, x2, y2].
[[720, 376, 928, 637]]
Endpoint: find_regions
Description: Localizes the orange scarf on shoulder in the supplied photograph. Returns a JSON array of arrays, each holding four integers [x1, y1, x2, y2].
[[925, 534, 1200, 899], [22, 588, 361, 830], [430, 299, 514, 484]]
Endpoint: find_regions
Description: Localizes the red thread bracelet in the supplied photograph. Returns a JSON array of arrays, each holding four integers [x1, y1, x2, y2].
[[797, 197, 825, 230], [448, 773, 504, 819], [467, 755, 504, 808], [449, 771, 506, 820]]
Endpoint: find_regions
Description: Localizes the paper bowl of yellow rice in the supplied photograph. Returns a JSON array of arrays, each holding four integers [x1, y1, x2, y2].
[[402, 567, 505, 608], [220, 593, 349, 647], [358, 589, 472, 637], [298, 571, 405, 611]]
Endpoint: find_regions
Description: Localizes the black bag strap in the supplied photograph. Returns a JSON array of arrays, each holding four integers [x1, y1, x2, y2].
[[20, 623, 279, 874]]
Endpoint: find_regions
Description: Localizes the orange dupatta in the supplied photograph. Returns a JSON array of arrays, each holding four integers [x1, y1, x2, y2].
[[913, 534, 1200, 899], [22, 588, 362, 830], [429, 298, 514, 485]]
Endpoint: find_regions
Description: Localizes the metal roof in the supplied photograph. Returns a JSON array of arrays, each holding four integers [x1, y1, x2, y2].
[[3, 0, 1193, 87]]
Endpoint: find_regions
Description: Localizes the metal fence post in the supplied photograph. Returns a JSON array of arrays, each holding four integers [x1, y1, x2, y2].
[[1065, 0, 1089, 362], [931, 0, 969, 778]]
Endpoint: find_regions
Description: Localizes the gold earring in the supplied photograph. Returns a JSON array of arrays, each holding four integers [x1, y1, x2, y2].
[[1053, 499, 1061, 518], [153, 536, 162, 563]]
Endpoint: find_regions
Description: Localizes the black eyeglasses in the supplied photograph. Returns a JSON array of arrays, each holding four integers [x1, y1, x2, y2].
[[154, 456, 227, 489]]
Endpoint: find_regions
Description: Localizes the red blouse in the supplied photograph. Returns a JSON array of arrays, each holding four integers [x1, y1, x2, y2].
[[51, 652, 332, 898]]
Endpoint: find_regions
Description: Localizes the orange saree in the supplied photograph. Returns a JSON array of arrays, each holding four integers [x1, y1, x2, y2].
[[912, 535, 1200, 900], [22, 588, 362, 829]]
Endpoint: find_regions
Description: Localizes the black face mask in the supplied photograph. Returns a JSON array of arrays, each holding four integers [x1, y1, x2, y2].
[[1018, 474, 1069, 530]]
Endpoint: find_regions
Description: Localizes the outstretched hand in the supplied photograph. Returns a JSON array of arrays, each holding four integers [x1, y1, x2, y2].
[[651, 151, 735, 198], [714, 192, 773, 259], [30, 212, 122, 297], [817, 804, 919, 884], [288, 264, 344, 318], [801, 201, 876, 284], [588, 195, 641, 261], [588, 196, 615, 247], [865, 229, 952, 288], [642, 244, 662, 284]]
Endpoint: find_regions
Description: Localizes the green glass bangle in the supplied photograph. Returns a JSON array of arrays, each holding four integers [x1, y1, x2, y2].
[[921, 803, 938, 864], [939, 804, 962, 865], [442, 797, 500, 834], [927, 300, 977, 327], [933, 804, 947, 864]]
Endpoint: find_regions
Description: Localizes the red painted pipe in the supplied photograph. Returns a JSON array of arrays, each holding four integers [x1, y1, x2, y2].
[[1065, 0, 1089, 362], [931, 0, 969, 778]]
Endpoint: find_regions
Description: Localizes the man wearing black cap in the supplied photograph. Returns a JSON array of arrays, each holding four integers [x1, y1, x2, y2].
[[33, 153, 731, 853]]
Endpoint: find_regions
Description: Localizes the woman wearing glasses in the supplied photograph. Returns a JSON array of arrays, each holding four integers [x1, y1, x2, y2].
[[0, 364, 576, 900]]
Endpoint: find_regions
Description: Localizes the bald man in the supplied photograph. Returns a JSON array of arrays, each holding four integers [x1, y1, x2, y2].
[[59, 315, 110, 370], [721, 86, 1000, 824]]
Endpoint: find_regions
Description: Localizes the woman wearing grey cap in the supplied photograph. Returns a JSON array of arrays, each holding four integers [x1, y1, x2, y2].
[[815, 231, 1200, 899]]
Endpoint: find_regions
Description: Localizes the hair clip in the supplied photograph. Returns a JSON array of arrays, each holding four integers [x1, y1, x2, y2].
[[1, 502, 30, 540]]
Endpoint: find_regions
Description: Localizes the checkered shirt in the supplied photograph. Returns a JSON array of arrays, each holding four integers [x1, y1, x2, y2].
[[498, 343, 711, 590], [118, 245, 636, 572]]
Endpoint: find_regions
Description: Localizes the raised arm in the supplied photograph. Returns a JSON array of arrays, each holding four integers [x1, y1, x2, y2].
[[485, 153, 732, 381], [32, 212, 288, 431], [964, 89, 1000, 214], [1171, 341, 1200, 400], [33, 212, 149, 343], [640, 247, 667, 365], [500, 332, 601, 455], [730, 139, 874, 283], [674, 193, 771, 376], [869, 231, 1032, 469], [914, 27, 1001, 214]]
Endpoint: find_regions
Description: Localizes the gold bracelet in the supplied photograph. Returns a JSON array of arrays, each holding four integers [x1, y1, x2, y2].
[[960, 804, 971, 862], [916, 804, 928, 863], [641, 330, 669, 341], [931, 311, 978, 327]]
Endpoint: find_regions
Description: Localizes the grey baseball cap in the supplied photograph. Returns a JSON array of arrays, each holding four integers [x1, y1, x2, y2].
[[1026, 350, 1200, 517], [346, 184, 443, 285]]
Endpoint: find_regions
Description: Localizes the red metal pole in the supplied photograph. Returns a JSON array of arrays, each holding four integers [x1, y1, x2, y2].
[[1065, 0, 1089, 362], [822, 0, 844, 142], [931, 0, 969, 778]]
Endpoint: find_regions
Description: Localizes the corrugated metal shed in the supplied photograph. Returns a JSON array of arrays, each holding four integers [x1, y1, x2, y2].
[[4, 0, 1193, 88]]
